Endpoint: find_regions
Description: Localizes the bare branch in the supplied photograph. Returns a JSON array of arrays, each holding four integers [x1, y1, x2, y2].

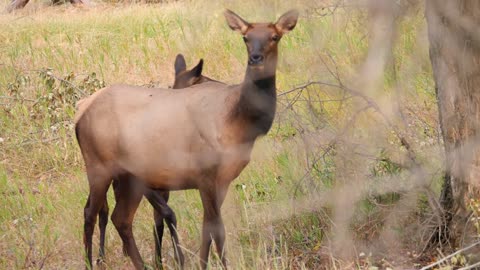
[[420, 240, 480, 270]]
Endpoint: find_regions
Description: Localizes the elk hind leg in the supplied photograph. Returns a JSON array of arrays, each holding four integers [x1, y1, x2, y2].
[[84, 171, 112, 270], [111, 174, 145, 270], [97, 199, 109, 265]]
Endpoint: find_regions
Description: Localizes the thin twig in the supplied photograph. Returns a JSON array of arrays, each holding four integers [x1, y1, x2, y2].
[[38, 249, 55, 270], [420, 240, 480, 270], [19, 137, 60, 146], [279, 79, 420, 167], [41, 71, 87, 96], [0, 95, 36, 102], [293, 105, 372, 197], [278, 81, 324, 96], [458, 261, 480, 270]]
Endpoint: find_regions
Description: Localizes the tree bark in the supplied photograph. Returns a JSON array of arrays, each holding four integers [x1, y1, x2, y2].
[[426, 0, 480, 247]]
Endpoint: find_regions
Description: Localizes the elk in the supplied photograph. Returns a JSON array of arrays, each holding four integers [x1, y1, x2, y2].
[[75, 9, 298, 269], [77, 54, 219, 268], [172, 54, 219, 89]]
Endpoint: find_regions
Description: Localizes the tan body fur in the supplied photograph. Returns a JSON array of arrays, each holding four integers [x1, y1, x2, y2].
[[77, 82, 248, 191]]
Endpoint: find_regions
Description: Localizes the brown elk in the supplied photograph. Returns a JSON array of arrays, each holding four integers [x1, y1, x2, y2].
[[77, 54, 219, 268], [172, 54, 219, 89], [75, 9, 298, 270]]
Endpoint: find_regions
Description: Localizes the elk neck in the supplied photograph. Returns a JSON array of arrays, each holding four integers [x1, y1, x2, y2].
[[228, 56, 278, 141]]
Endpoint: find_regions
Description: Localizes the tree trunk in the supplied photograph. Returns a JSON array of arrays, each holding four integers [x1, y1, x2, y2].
[[426, 0, 480, 247]]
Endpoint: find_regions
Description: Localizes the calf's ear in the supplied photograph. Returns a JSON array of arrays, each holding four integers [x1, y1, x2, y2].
[[174, 54, 187, 76]]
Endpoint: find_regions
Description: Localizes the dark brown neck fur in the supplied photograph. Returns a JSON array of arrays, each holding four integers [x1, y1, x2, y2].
[[229, 59, 278, 141]]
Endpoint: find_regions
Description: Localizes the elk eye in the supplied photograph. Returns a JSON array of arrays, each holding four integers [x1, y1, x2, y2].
[[272, 35, 279, 42], [243, 36, 248, 43]]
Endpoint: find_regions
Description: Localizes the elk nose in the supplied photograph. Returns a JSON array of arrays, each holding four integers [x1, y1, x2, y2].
[[249, 54, 264, 65]]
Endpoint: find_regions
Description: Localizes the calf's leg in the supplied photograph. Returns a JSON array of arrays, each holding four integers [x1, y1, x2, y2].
[[153, 192, 167, 268], [145, 190, 184, 269]]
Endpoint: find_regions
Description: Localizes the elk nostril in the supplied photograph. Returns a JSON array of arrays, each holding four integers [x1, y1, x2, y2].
[[250, 54, 264, 64], [253, 55, 263, 61]]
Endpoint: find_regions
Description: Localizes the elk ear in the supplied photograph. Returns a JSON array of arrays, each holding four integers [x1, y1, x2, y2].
[[224, 9, 250, 34], [275, 9, 299, 34], [174, 54, 187, 76], [190, 59, 204, 78]]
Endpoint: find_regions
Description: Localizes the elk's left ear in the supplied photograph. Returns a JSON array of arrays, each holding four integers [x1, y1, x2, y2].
[[275, 9, 299, 34]]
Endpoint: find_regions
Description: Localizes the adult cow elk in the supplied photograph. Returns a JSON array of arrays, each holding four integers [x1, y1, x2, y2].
[[75, 9, 298, 270], [77, 54, 219, 268], [94, 54, 219, 268]]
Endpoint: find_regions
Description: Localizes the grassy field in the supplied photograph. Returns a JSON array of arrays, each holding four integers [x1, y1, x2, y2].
[[0, 1, 445, 269]]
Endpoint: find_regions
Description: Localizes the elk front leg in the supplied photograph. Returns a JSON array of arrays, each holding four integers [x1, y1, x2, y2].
[[199, 186, 228, 270]]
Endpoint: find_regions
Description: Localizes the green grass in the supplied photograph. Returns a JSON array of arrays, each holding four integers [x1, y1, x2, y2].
[[0, 1, 442, 269]]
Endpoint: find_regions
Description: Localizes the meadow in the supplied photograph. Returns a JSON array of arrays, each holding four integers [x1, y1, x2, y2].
[[0, 1, 445, 269]]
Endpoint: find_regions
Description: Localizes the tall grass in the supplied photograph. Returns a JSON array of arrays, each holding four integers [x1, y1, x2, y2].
[[0, 1, 439, 269]]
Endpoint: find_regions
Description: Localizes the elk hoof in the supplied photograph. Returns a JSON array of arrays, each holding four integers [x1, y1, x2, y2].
[[96, 257, 107, 269]]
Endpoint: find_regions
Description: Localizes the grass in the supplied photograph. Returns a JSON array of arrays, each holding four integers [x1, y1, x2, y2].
[[0, 1, 444, 269]]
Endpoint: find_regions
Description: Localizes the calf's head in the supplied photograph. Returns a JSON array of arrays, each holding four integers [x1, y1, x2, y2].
[[172, 54, 206, 89]]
